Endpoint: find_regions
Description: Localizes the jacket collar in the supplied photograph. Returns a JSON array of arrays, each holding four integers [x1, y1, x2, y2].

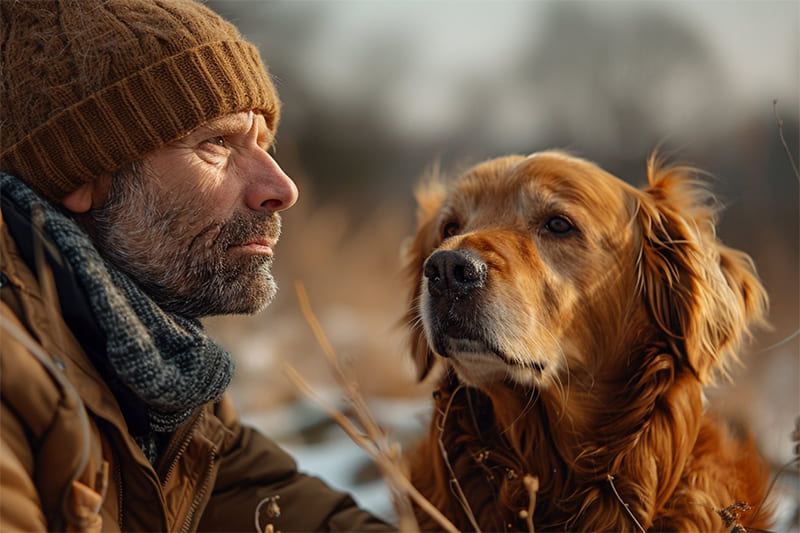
[[0, 193, 150, 434]]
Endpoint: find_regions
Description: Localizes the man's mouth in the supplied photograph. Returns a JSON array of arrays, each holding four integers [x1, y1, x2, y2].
[[229, 238, 275, 256]]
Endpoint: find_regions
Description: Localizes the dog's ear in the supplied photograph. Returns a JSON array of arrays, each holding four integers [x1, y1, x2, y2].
[[402, 173, 447, 381], [635, 155, 768, 383]]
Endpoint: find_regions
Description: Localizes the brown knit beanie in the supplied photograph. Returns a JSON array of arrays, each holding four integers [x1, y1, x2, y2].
[[0, 0, 280, 202]]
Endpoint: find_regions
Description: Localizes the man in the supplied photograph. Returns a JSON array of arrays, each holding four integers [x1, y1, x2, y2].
[[0, 1, 392, 531]]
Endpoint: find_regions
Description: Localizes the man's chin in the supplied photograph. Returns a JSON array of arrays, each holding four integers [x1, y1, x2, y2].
[[156, 275, 277, 318], [205, 280, 276, 317], [238, 282, 277, 315]]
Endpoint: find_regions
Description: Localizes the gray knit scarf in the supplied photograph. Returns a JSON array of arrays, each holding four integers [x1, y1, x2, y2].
[[1, 173, 234, 460]]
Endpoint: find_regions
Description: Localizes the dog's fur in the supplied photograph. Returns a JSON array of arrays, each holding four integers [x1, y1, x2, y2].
[[404, 152, 771, 531]]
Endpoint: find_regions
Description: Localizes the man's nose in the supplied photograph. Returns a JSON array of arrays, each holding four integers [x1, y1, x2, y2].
[[244, 151, 299, 213]]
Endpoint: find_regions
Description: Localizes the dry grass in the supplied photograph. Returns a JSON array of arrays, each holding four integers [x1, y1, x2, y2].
[[282, 283, 553, 532], [285, 283, 458, 532]]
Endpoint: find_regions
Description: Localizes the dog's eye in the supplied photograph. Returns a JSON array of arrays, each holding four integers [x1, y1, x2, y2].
[[544, 216, 574, 235], [442, 221, 461, 239]]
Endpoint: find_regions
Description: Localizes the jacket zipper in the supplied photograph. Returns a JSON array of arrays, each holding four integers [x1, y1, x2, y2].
[[159, 409, 205, 483], [159, 409, 216, 531], [116, 457, 125, 529], [179, 445, 217, 533]]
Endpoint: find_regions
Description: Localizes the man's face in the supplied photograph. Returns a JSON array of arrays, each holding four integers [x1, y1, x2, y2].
[[91, 111, 298, 317]]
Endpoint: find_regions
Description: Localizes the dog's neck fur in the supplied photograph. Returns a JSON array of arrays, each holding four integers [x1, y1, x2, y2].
[[427, 342, 708, 531]]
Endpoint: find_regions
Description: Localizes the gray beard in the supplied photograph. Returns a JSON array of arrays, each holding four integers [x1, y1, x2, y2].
[[90, 165, 281, 318]]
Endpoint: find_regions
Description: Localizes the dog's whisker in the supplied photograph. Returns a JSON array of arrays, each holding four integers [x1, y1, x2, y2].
[[536, 324, 573, 422], [518, 385, 540, 424]]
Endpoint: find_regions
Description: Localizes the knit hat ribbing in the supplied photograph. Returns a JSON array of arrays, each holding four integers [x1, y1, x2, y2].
[[0, 0, 280, 202]]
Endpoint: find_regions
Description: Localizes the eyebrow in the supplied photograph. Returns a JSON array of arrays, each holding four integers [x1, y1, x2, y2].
[[188, 112, 276, 149], [195, 113, 252, 136]]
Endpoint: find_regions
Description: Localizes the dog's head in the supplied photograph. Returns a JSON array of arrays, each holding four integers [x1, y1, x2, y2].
[[404, 152, 767, 389]]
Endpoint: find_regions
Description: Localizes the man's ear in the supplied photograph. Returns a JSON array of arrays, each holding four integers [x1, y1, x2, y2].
[[61, 183, 93, 213], [60, 175, 112, 213]]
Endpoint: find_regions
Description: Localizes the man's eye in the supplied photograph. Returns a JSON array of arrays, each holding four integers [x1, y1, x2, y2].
[[203, 136, 227, 148]]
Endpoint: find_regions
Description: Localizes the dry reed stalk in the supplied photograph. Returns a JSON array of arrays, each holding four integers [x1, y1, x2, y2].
[[521, 475, 539, 533], [751, 453, 800, 525], [0, 211, 73, 376], [286, 283, 459, 533], [773, 99, 800, 182], [0, 314, 55, 364], [435, 383, 482, 532], [607, 474, 646, 533]]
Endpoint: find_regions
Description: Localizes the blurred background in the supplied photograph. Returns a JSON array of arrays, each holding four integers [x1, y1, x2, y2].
[[201, 0, 799, 528]]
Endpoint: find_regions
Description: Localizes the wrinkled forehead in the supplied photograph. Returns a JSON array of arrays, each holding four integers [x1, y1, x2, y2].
[[451, 152, 635, 215]]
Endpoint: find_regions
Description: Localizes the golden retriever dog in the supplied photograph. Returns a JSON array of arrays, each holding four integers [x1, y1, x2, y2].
[[403, 152, 771, 531]]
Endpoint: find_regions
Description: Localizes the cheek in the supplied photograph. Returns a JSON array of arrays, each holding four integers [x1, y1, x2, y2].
[[495, 236, 613, 338], [176, 183, 240, 224], [556, 247, 639, 352], [149, 185, 223, 249], [165, 155, 244, 211], [489, 236, 561, 313]]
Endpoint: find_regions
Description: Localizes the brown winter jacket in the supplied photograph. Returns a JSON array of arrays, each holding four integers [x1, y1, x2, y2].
[[0, 207, 393, 532]]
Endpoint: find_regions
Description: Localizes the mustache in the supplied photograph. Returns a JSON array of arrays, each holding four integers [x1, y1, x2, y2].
[[187, 211, 281, 253], [200, 210, 282, 251]]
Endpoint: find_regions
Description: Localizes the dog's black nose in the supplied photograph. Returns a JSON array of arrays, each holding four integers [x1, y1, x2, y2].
[[424, 250, 487, 297]]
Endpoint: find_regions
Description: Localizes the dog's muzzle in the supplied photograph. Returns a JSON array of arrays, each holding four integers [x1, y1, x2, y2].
[[422, 249, 490, 358]]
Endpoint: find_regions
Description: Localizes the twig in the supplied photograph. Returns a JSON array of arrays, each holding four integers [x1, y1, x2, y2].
[[436, 383, 482, 532], [295, 282, 381, 434], [751, 455, 800, 524], [283, 365, 458, 532], [289, 283, 459, 532], [756, 328, 800, 355], [521, 475, 539, 533], [607, 474, 646, 533], [0, 314, 53, 364], [772, 99, 800, 183]]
